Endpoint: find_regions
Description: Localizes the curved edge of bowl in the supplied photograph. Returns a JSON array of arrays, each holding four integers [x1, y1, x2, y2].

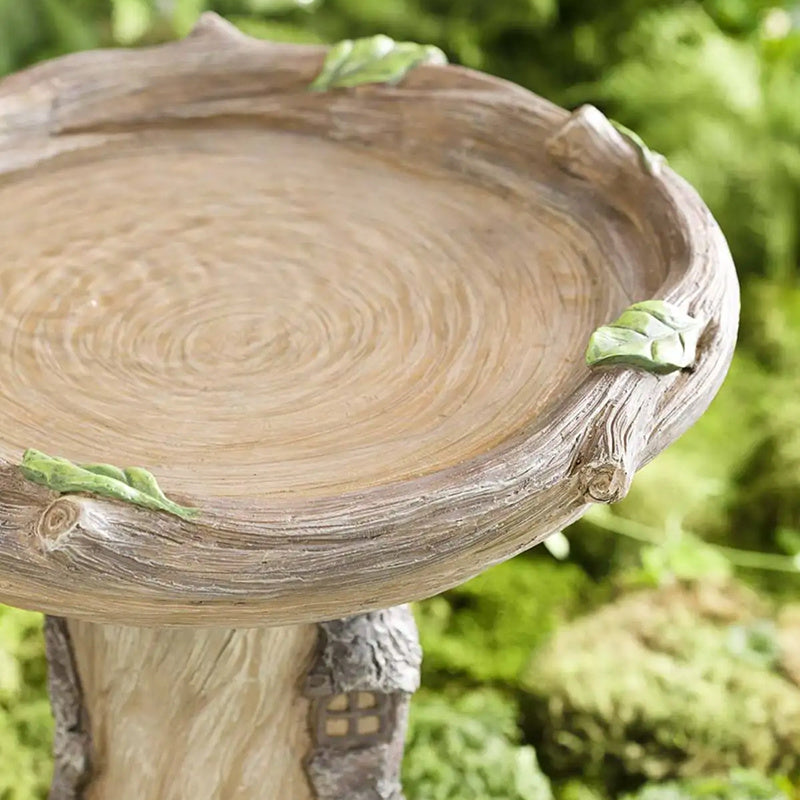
[[0, 13, 740, 625]]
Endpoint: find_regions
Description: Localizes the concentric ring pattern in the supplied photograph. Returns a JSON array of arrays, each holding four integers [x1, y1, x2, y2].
[[0, 129, 622, 499]]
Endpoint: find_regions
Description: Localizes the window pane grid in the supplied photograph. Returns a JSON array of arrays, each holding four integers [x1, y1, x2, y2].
[[316, 691, 394, 746]]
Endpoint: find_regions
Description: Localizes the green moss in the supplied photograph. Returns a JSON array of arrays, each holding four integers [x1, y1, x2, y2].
[[403, 688, 553, 800], [0, 606, 52, 800], [414, 555, 599, 686], [556, 780, 609, 800], [623, 770, 794, 800], [521, 583, 800, 793]]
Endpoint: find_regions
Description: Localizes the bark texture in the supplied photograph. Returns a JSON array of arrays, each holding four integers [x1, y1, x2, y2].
[[304, 607, 421, 800], [307, 607, 422, 696], [44, 616, 92, 800]]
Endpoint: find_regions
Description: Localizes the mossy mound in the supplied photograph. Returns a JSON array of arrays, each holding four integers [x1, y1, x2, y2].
[[556, 770, 794, 800], [414, 555, 599, 687], [622, 769, 793, 800], [404, 688, 553, 800], [521, 583, 800, 792]]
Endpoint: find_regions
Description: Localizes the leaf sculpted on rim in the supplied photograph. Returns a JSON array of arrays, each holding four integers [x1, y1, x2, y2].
[[585, 300, 703, 375], [20, 448, 199, 520], [309, 34, 447, 91]]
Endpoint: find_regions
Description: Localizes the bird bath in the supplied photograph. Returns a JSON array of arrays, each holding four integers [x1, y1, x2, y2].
[[0, 14, 738, 800]]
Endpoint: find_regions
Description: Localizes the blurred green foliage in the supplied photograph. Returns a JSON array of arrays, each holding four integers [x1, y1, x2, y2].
[[415, 556, 601, 686], [0, 606, 51, 800], [522, 583, 800, 792], [1, 0, 800, 798], [622, 770, 794, 800], [403, 688, 554, 800]]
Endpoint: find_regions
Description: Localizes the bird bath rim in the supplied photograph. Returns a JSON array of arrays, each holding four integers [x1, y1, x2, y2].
[[0, 14, 739, 626]]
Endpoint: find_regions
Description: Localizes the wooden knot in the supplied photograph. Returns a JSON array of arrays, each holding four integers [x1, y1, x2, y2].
[[579, 462, 630, 504], [37, 497, 82, 547]]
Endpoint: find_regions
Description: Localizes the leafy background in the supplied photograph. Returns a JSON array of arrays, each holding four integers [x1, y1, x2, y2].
[[1, 0, 800, 798]]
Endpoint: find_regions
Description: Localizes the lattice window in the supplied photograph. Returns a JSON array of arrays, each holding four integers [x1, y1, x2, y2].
[[313, 691, 394, 747]]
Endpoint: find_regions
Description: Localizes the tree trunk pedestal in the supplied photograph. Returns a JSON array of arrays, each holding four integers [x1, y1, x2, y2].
[[46, 608, 420, 800]]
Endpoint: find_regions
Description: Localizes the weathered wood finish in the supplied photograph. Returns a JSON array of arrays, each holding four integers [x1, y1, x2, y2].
[[44, 616, 92, 800], [66, 620, 317, 800], [0, 13, 738, 630]]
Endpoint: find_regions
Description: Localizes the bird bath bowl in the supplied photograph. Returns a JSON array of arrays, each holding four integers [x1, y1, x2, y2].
[[0, 14, 738, 800]]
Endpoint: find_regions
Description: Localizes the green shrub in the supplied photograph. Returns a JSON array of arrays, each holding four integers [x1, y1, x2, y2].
[[414, 555, 599, 686], [622, 769, 794, 800], [726, 395, 800, 553], [521, 583, 800, 793], [403, 688, 553, 800], [586, 4, 800, 283]]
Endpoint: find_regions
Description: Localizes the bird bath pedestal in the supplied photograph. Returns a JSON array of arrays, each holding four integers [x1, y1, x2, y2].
[[0, 14, 738, 800]]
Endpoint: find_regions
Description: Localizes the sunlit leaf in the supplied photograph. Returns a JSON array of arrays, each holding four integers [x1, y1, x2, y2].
[[543, 531, 570, 560], [310, 34, 447, 91], [111, 0, 153, 44], [585, 300, 703, 374]]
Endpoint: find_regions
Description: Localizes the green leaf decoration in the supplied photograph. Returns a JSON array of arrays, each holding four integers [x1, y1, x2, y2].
[[610, 119, 667, 176], [585, 300, 703, 374], [20, 449, 200, 520], [309, 34, 447, 91]]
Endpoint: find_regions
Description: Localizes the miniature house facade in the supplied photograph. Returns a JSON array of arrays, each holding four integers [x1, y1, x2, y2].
[[303, 607, 421, 800]]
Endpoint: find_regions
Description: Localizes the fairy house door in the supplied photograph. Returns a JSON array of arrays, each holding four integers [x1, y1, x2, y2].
[[303, 607, 421, 799]]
